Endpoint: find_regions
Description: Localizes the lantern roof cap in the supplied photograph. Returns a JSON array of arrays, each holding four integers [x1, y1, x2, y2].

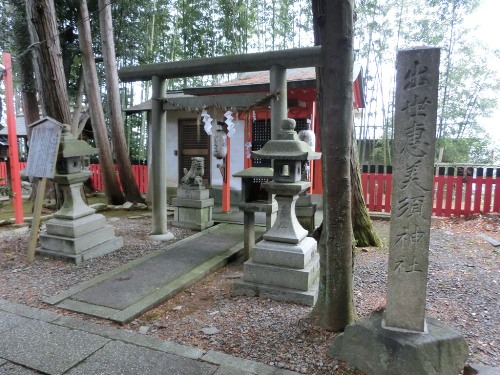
[[59, 124, 98, 158]]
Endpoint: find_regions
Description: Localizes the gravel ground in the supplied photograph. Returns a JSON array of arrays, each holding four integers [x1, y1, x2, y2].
[[0, 210, 498, 374]]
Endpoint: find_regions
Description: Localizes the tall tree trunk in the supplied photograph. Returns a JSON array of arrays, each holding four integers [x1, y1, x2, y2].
[[309, 0, 356, 331], [11, 0, 39, 138], [351, 133, 382, 247], [25, 0, 71, 125], [70, 65, 85, 136], [77, 0, 125, 205], [98, 0, 144, 204], [315, 136, 383, 248]]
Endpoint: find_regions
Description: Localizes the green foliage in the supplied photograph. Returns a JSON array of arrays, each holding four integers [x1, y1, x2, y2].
[[355, 0, 499, 165], [440, 137, 498, 164], [0, 179, 13, 199]]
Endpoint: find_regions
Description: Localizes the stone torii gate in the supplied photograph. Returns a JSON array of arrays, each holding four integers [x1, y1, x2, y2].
[[118, 46, 322, 238]]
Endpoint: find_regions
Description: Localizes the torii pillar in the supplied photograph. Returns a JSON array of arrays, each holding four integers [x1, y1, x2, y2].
[[149, 76, 173, 240], [270, 65, 287, 140]]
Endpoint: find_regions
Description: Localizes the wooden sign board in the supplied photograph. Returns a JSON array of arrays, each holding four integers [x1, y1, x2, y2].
[[24, 117, 63, 178]]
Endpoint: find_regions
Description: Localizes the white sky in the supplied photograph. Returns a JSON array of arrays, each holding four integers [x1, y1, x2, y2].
[[465, 0, 500, 143]]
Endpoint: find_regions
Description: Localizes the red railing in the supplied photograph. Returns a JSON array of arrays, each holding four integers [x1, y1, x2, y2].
[[361, 166, 500, 217], [2, 162, 499, 217], [88, 163, 148, 194]]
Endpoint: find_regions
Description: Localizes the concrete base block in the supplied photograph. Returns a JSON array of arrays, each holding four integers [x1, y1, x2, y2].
[[172, 204, 214, 231], [149, 232, 175, 241], [243, 253, 319, 291], [176, 187, 210, 200], [171, 197, 214, 208], [45, 214, 107, 238], [36, 237, 123, 265], [171, 220, 214, 231], [329, 311, 469, 375], [232, 277, 318, 306], [39, 225, 118, 254], [252, 237, 317, 269]]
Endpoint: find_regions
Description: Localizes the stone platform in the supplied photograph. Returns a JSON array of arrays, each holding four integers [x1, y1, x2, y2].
[[330, 311, 469, 375], [233, 237, 319, 306], [172, 187, 214, 230], [38, 213, 123, 264]]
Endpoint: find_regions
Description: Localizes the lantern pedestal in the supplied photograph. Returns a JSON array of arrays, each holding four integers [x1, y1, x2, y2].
[[37, 126, 123, 264], [233, 118, 321, 306], [233, 181, 319, 306], [38, 174, 123, 264]]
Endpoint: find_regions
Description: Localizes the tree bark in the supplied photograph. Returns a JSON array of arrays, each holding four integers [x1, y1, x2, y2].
[[11, 0, 39, 138], [25, 0, 71, 125], [77, 0, 125, 205], [351, 135, 382, 247], [70, 65, 85, 136], [309, 0, 356, 331], [98, 0, 144, 204]]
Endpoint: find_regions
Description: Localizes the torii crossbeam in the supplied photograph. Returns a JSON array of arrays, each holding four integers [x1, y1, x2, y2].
[[118, 46, 322, 237]]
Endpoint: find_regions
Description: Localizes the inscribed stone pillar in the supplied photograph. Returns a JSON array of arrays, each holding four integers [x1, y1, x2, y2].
[[384, 47, 441, 332]]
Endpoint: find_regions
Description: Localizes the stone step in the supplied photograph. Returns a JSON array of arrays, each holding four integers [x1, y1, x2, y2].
[[39, 225, 117, 254], [45, 214, 107, 238], [37, 237, 124, 265], [243, 253, 319, 291], [252, 237, 317, 269]]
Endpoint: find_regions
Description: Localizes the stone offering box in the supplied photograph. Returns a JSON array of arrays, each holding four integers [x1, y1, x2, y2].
[[233, 167, 277, 223], [233, 167, 278, 260]]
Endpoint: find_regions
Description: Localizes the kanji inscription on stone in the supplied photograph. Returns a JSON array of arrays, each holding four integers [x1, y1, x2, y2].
[[24, 118, 63, 178], [384, 47, 440, 332]]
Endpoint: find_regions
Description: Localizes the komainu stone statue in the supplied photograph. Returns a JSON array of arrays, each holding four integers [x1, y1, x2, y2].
[[181, 157, 204, 187]]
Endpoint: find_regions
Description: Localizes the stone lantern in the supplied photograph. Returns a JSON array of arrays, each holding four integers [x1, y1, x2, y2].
[[233, 118, 321, 306], [38, 125, 123, 263]]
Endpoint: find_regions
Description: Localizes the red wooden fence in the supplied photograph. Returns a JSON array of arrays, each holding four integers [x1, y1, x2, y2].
[[1, 162, 499, 217], [88, 163, 148, 194], [361, 166, 500, 217]]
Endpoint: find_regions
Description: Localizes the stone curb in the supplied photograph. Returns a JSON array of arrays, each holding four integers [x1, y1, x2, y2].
[[202, 351, 299, 374]]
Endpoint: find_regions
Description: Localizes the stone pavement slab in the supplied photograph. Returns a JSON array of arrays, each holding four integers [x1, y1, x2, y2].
[[0, 311, 30, 334], [0, 298, 60, 323], [0, 301, 301, 375], [203, 351, 299, 375], [53, 315, 206, 360], [0, 362, 42, 374], [46, 223, 265, 324], [0, 320, 109, 375], [65, 340, 217, 375]]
